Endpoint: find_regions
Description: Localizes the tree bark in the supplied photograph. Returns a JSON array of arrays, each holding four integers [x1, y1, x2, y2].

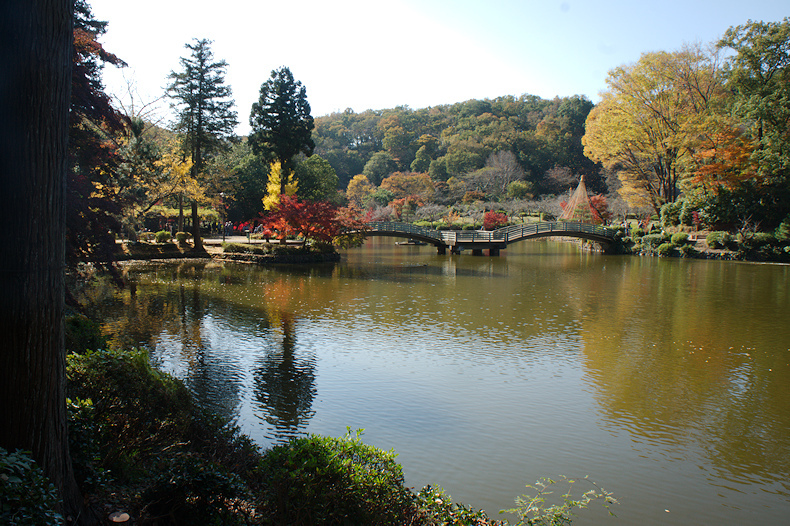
[[0, 0, 83, 520]]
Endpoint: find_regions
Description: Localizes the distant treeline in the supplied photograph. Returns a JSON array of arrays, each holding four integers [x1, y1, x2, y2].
[[312, 95, 605, 195]]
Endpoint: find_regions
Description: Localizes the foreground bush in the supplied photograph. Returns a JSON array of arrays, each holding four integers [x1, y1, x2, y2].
[[67, 349, 193, 480], [0, 448, 62, 525], [66, 348, 261, 523], [258, 429, 417, 525]]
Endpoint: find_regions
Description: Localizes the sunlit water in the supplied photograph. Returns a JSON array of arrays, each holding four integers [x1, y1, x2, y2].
[[89, 238, 790, 525]]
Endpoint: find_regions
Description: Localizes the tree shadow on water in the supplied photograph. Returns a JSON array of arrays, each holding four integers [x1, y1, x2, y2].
[[253, 311, 317, 442]]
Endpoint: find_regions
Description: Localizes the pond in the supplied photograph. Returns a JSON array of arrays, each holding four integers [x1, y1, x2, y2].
[[88, 238, 790, 524]]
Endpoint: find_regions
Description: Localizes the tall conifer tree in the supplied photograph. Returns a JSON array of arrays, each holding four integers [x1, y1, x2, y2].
[[167, 38, 237, 249], [249, 66, 315, 195]]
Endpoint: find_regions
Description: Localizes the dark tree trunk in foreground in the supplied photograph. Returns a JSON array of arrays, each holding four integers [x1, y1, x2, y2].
[[0, 0, 83, 520]]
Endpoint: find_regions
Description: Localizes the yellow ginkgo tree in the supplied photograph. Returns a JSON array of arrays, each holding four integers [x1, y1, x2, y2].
[[262, 161, 298, 211]]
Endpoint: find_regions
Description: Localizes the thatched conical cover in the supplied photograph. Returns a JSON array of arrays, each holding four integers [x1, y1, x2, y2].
[[559, 175, 594, 222]]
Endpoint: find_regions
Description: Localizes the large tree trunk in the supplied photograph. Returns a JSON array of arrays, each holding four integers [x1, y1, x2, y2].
[[0, 0, 83, 520]]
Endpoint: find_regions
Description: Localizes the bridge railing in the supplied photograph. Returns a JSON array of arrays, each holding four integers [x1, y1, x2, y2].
[[494, 222, 614, 242], [364, 221, 615, 245], [440, 230, 497, 243], [366, 221, 444, 242]]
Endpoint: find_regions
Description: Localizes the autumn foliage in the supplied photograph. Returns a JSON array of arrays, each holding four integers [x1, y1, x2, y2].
[[483, 211, 508, 230], [260, 195, 366, 248], [390, 195, 424, 220], [690, 126, 756, 191]]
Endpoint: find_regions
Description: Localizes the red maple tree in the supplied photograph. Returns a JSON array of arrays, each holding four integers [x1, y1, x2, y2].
[[261, 195, 367, 248], [483, 210, 508, 230]]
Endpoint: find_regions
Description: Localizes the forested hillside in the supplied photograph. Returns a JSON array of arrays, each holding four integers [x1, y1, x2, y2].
[[312, 94, 605, 197]]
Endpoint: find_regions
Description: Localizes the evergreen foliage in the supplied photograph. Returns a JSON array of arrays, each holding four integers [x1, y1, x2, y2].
[[249, 66, 315, 192]]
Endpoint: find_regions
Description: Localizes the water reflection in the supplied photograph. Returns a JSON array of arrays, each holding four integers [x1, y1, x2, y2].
[[253, 311, 317, 440], [578, 257, 790, 493], [96, 261, 318, 435], [83, 246, 790, 524]]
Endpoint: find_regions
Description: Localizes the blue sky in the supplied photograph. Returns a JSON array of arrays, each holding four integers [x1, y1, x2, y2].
[[90, 0, 787, 134]]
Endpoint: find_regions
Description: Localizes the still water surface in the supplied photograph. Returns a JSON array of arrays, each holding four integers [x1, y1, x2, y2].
[[91, 239, 790, 525]]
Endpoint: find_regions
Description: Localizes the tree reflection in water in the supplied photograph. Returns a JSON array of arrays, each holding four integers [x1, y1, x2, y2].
[[253, 279, 317, 441]]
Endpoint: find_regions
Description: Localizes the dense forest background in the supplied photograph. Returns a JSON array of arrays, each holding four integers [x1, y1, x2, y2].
[[65, 1, 789, 245], [312, 94, 605, 195]]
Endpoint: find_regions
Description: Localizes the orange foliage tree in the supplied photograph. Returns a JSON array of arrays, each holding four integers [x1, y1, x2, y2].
[[261, 195, 366, 248], [690, 125, 756, 191], [380, 172, 434, 200]]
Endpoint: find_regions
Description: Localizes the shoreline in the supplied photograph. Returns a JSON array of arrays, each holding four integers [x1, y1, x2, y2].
[[117, 235, 788, 266]]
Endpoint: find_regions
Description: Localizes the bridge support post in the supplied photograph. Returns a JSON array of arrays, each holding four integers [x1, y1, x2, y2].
[[472, 248, 483, 256], [437, 245, 446, 255], [488, 248, 500, 256]]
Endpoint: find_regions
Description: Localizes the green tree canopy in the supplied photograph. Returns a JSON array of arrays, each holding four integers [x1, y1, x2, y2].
[[249, 66, 315, 193], [295, 154, 340, 203], [719, 18, 790, 182], [362, 151, 398, 186]]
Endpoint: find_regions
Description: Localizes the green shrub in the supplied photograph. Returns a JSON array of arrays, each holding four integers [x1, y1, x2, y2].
[[0, 448, 62, 525], [641, 233, 668, 249], [155, 230, 171, 243], [679, 199, 696, 226], [258, 429, 416, 525], [66, 348, 265, 523], [678, 244, 699, 258], [66, 349, 192, 480], [174, 231, 190, 245], [706, 231, 732, 249], [65, 314, 107, 354], [222, 242, 264, 254], [507, 180, 533, 199], [670, 232, 690, 246], [67, 397, 109, 490], [140, 456, 252, 525], [775, 214, 790, 242], [741, 232, 776, 248], [272, 244, 303, 255], [657, 242, 676, 256], [660, 201, 682, 228], [631, 227, 645, 238]]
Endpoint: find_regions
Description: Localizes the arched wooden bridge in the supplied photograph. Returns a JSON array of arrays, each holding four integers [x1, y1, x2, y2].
[[361, 221, 616, 255]]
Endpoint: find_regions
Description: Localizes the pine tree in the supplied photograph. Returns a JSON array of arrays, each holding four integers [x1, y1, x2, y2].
[[167, 38, 237, 250], [249, 66, 315, 194]]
